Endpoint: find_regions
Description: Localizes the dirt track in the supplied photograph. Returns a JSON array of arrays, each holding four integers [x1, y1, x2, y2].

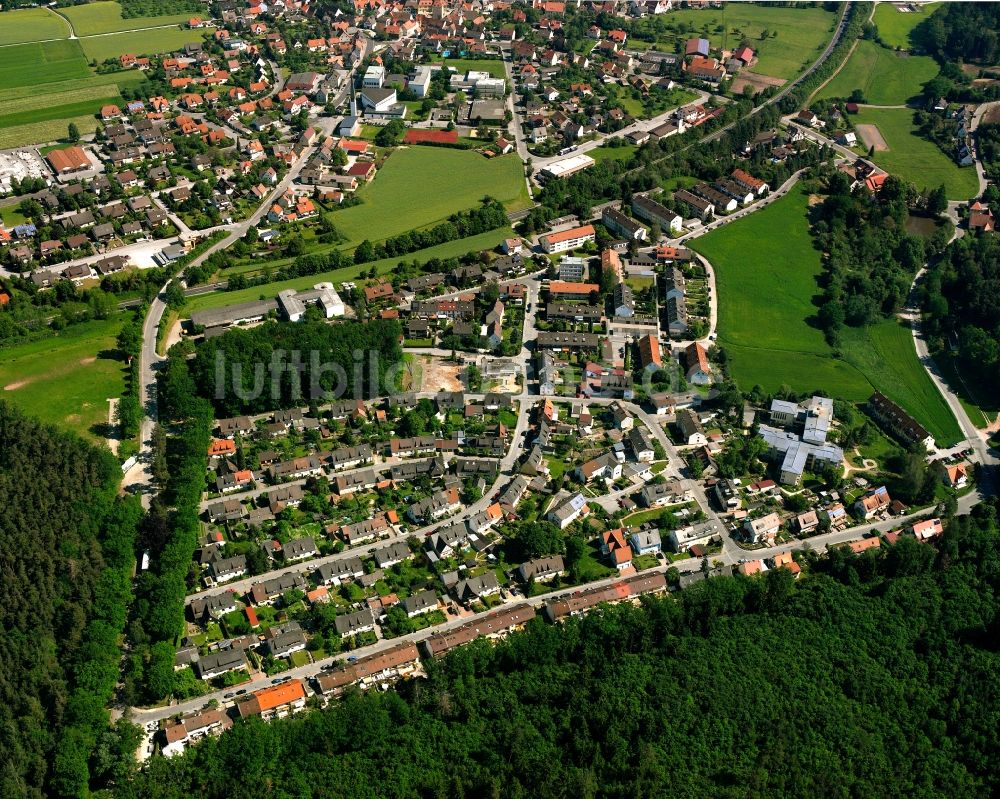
[[856, 123, 888, 151]]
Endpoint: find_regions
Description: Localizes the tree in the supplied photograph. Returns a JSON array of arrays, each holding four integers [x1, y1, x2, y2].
[[164, 281, 186, 310], [68, 121, 80, 142], [354, 239, 376, 264], [375, 119, 406, 147], [927, 184, 948, 217]]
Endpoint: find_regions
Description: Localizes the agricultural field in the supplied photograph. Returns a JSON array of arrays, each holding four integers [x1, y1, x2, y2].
[[852, 107, 980, 200], [329, 147, 527, 247], [0, 86, 122, 131], [79, 26, 212, 62], [0, 7, 70, 45], [0, 318, 128, 445], [189, 227, 515, 314], [60, 1, 194, 36], [0, 40, 91, 90], [634, 4, 838, 81], [0, 71, 148, 149], [691, 187, 961, 444], [873, 2, 941, 50], [817, 40, 938, 105]]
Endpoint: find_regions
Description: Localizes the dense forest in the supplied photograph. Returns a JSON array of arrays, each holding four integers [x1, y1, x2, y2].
[[117, 499, 1000, 799], [0, 402, 141, 798], [915, 2, 1000, 65], [921, 231, 1000, 397], [811, 170, 947, 345], [189, 318, 404, 417]]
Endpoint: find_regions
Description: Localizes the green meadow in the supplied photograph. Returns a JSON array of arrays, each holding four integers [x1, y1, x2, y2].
[[691, 187, 961, 444]]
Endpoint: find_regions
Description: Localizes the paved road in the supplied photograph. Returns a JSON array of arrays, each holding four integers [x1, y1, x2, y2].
[[129, 468, 973, 726]]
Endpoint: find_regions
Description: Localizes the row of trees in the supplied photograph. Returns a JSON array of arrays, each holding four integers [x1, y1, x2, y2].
[[118, 499, 1000, 799], [126, 354, 214, 704], [352, 199, 511, 265], [0, 402, 142, 797]]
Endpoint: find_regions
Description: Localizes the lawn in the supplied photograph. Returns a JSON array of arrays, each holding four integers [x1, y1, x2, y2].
[[60, 2, 195, 36], [691, 187, 961, 444], [79, 26, 212, 62], [327, 147, 526, 247], [430, 57, 506, 79], [0, 40, 91, 89], [0, 7, 70, 45], [817, 40, 938, 105], [637, 4, 837, 81], [661, 175, 699, 193], [873, 2, 941, 50], [590, 144, 638, 163], [852, 107, 980, 200], [189, 227, 514, 314], [0, 318, 127, 445]]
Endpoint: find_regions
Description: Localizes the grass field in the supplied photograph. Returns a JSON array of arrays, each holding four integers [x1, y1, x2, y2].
[[60, 2, 194, 36], [430, 57, 506, 79], [873, 2, 941, 50], [0, 40, 91, 89], [0, 115, 103, 150], [0, 7, 70, 45], [637, 4, 837, 81], [328, 147, 526, 247], [190, 227, 514, 314], [0, 74, 147, 149], [0, 85, 122, 130], [691, 187, 961, 444], [0, 318, 126, 445], [852, 107, 980, 200], [589, 145, 638, 163], [79, 26, 212, 62], [0, 69, 147, 103], [817, 40, 938, 105], [841, 321, 961, 445]]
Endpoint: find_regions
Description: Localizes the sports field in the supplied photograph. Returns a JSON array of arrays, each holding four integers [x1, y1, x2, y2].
[[330, 147, 527, 247], [873, 2, 941, 50], [635, 4, 837, 81], [189, 228, 514, 315], [59, 2, 194, 36], [852, 107, 980, 200], [0, 318, 127, 445], [79, 27, 212, 62], [817, 40, 938, 105], [0, 7, 70, 45], [691, 187, 961, 444]]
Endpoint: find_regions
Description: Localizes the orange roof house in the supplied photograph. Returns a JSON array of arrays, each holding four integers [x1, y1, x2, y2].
[[237, 680, 306, 718], [208, 438, 237, 457], [637, 333, 661, 369], [46, 146, 90, 174]]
